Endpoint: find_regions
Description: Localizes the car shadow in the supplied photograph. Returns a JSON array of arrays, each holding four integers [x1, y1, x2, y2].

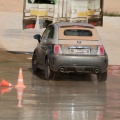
[[53, 72, 93, 81], [29, 68, 95, 82]]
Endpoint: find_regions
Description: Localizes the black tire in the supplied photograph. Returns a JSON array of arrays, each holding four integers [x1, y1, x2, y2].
[[45, 59, 54, 80], [97, 71, 107, 82], [32, 53, 38, 72]]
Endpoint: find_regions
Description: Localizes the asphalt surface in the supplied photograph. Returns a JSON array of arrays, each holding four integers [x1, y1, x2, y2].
[[0, 51, 120, 120]]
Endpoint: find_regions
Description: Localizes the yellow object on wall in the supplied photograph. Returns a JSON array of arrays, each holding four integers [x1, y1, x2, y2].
[[39, 11, 47, 16], [30, 10, 39, 16], [87, 10, 95, 15], [77, 12, 87, 17], [30, 10, 47, 16]]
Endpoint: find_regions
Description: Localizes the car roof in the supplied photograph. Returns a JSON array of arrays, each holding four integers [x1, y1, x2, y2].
[[51, 22, 94, 28]]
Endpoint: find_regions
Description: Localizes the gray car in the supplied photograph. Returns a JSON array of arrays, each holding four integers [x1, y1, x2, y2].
[[32, 22, 108, 81]]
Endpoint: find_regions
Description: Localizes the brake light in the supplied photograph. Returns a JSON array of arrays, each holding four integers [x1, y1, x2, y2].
[[25, 24, 35, 29], [54, 44, 62, 54], [97, 45, 104, 55], [89, 22, 97, 26]]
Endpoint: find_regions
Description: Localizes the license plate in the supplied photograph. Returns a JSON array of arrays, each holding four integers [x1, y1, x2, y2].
[[70, 49, 90, 54]]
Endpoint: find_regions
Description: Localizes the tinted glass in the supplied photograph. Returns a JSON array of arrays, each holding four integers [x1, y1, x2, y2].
[[41, 26, 51, 41], [48, 27, 54, 38], [28, 0, 56, 4], [64, 30, 92, 36], [28, 0, 39, 3], [39, 0, 56, 4]]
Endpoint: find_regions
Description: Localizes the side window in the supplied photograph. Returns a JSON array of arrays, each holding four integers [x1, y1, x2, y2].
[[41, 27, 51, 42], [48, 27, 54, 38], [41, 26, 54, 42]]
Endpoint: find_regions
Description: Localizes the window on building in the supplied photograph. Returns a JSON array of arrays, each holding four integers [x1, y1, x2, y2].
[[28, 0, 39, 3], [28, 0, 56, 4], [39, 0, 56, 4]]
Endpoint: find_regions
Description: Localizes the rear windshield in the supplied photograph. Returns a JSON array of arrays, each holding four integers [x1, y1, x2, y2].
[[59, 26, 98, 40], [64, 29, 92, 36]]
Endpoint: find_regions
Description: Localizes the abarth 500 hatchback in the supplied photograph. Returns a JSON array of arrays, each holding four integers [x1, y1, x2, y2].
[[32, 22, 108, 81]]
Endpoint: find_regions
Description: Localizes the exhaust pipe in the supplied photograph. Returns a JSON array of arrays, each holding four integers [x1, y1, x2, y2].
[[60, 68, 65, 72], [94, 68, 99, 73]]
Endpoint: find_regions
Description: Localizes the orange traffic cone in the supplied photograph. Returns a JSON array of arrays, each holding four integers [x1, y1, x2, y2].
[[15, 68, 26, 88], [52, 112, 58, 119], [16, 87, 24, 108], [97, 111, 103, 120], [1, 87, 13, 95], [1, 78, 13, 87]]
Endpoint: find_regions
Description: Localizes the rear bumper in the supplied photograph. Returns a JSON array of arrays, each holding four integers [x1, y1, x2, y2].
[[55, 66, 100, 73], [49, 54, 108, 73]]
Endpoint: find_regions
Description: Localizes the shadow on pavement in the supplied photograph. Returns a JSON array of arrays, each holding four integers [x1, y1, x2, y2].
[[30, 68, 93, 82]]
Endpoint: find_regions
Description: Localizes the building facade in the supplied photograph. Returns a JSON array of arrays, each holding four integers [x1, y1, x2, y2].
[[0, 0, 120, 14]]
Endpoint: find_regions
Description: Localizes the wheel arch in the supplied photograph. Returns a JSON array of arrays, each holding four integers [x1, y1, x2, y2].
[[45, 55, 48, 62]]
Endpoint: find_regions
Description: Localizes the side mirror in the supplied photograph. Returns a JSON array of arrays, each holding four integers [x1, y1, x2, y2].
[[33, 34, 41, 43]]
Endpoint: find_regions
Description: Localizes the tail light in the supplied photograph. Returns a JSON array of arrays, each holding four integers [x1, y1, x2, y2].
[[54, 44, 62, 54], [97, 45, 105, 55], [25, 24, 35, 29]]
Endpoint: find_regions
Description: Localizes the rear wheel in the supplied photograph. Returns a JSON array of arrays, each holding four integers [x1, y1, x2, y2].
[[32, 53, 38, 72], [97, 71, 107, 82], [45, 59, 54, 80]]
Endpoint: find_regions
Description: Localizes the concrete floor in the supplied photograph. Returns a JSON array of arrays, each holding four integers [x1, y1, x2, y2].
[[0, 51, 120, 120]]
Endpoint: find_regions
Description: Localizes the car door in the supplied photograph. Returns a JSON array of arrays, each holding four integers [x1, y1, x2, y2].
[[37, 26, 54, 69]]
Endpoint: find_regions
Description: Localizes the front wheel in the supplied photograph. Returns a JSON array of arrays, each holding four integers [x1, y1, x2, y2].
[[45, 59, 54, 80], [97, 71, 107, 82], [32, 53, 38, 72]]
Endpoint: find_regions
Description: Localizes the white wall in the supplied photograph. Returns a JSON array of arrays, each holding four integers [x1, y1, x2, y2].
[[104, 0, 120, 13]]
